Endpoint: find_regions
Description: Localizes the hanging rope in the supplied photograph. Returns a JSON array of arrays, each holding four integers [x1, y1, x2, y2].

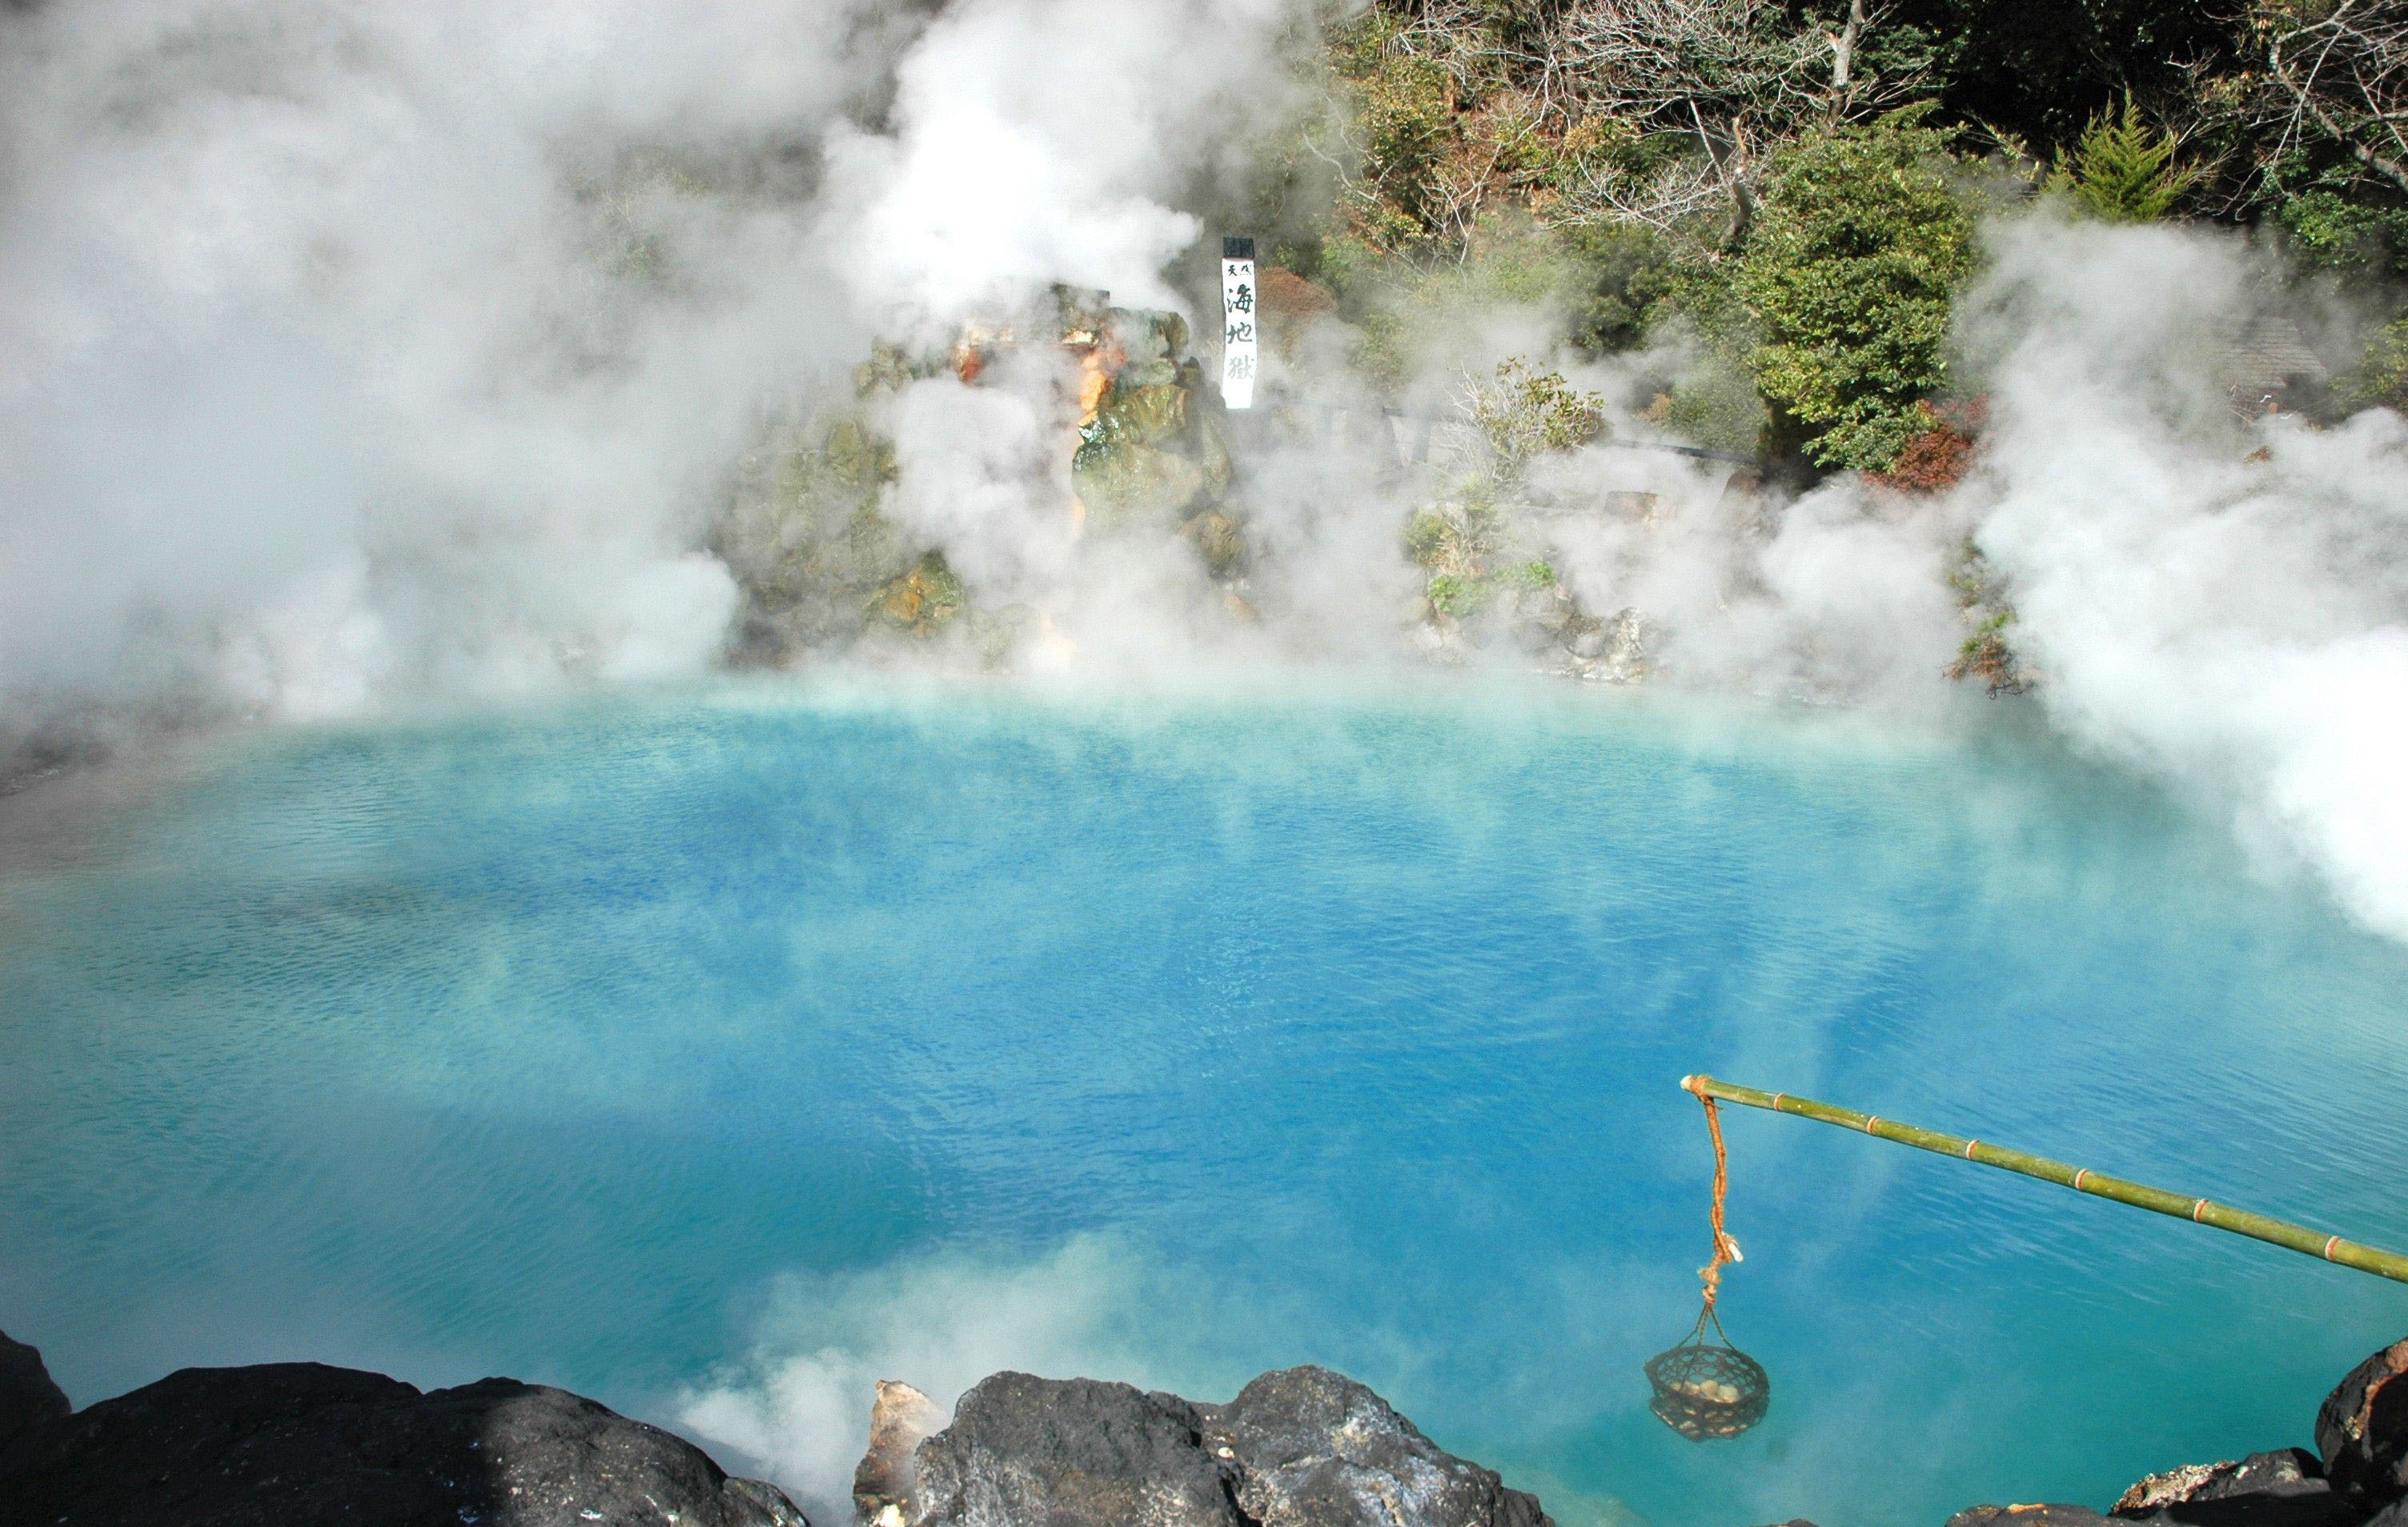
[[1648, 1077, 1770, 1439], [1689, 1079, 1743, 1321]]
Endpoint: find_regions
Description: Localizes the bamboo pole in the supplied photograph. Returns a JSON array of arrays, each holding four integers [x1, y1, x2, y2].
[[1680, 1074, 2408, 1288]]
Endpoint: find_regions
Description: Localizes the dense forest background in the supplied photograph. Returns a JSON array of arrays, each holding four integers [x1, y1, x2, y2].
[[1249, 0, 2408, 475]]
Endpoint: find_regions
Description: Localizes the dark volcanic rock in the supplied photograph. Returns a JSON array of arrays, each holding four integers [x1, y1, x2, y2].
[[0, 1361, 805, 1527], [0, 1331, 70, 1450], [909, 1373, 1238, 1527], [2366, 1498, 2408, 1527], [2318, 1336, 2408, 1506], [1947, 1508, 2117, 1527], [2193, 1450, 2322, 1498], [2111, 1449, 2355, 1527], [1202, 1366, 1549, 1527], [896, 1366, 1548, 1527]]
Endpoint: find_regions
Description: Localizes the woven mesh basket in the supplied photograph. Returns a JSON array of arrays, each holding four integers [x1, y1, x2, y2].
[[1644, 1331, 1770, 1440]]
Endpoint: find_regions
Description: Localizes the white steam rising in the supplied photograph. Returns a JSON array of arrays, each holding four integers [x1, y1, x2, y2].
[[825, 0, 1293, 325], [1472, 222, 2408, 940], [4, 4, 2408, 948], [0, 0, 880, 722], [1519, 437, 1973, 704], [0, 0, 1284, 730], [1959, 222, 2408, 940], [674, 1236, 1260, 1524]]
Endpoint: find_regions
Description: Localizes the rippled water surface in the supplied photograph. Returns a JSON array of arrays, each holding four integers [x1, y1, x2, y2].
[[4, 679, 2406, 1527]]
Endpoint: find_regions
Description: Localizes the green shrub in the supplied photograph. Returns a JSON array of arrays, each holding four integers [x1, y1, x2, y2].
[[1735, 108, 1981, 471], [1557, 220, 1680, 353], [1325, 8, 1471, 252], [1651, 347, 1773, 458], [1402, 487, 1499, 571], [2350, 314, 2408, 410], [1463, 360, 1606, 481], [1327, 213, 1587, 387], [1425, 571, 1495, 618], [2278, 189, 2408, 276]]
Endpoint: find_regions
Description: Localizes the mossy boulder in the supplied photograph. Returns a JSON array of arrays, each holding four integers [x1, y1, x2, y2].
[[716, 411, 918, 660], [869, 552, 966, 636], [1070, 307, 1234, 531], [1074, 380, 1227, 525], [1077, 438, 1207, 524], [821, 416, 896, 495], [1114, 383, 1188, 437], [1181, 511, 1246, 579]]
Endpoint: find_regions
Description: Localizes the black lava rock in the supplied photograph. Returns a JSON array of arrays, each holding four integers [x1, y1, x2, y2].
[[2318, 1336, 2408, 1507], [909, 1374, 1239, 1527], [1202, 1366, 1549, 1527], [0, 1360, 805, 1527], [0, 1332, 70, 1453], [1947, 1508, 2117, 1527], [2365, 1498, 2408, 1527], [2110, 1449, 2356, 1527], [897, 1365, 1548, 1527]]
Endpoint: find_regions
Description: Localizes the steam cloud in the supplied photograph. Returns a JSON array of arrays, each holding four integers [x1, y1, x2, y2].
[[0, 1, 871, 722], [1959, 222, 2408, 940], [0, 0, 1282, 728], [673, 1236, 1263, 1525], [2, 1, 2406, 944]]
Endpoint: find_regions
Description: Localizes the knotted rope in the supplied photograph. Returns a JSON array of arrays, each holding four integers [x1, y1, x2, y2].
[[1684, 1076, 1743, 1321], [1648, 1077, 1772, 1439]]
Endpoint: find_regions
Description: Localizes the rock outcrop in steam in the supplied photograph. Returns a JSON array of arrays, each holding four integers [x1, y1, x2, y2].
[[0, 0, 1289, 743], [714, 289, 1250, 663], [850, 1366, 1552, 1527]]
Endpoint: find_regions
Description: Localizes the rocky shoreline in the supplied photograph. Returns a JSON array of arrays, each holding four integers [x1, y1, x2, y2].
[[3, 1327, 2402, 1527]]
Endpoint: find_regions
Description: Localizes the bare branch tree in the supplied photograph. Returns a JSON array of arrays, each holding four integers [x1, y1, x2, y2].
[[1552, 146, 1729, 232], [1320, 0, 1928, 254], [1829, 0, 1868, 98], [2261, 0, 2408, 198], [1538, 0, 1917, 239]]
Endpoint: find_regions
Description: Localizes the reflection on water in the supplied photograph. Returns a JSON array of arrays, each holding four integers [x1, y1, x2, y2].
[[2, 677, 2405, 1527]]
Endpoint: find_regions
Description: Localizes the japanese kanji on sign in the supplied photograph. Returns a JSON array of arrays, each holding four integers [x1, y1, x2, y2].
[[1221, 235, 1257, 411]]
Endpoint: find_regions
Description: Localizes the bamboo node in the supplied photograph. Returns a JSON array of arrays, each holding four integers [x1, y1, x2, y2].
[[1670, 1074, 2408, 1289]]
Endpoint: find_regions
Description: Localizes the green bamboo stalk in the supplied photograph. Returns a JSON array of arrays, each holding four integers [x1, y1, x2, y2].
[[1680, 1074, 2408, 1287]]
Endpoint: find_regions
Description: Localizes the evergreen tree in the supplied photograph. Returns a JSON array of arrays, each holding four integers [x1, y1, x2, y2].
[[2047, 96, 2197, 222]]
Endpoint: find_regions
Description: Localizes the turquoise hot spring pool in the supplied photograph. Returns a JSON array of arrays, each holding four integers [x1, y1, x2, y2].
[[2, 677, 2404, 1527]]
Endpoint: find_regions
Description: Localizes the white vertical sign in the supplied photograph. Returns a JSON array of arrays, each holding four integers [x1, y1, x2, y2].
[[1221, 236, 1257, 411]]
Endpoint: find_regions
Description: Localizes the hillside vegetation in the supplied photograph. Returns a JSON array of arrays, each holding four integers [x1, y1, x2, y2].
[[1259, 0, 2408, 471]]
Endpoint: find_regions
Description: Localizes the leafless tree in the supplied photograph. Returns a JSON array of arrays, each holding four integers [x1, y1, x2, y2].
[[1543, 0, 1904, 238], [1319, 0, 1914, 254], [1303, 88, 1550, 258], [2261, 0, 2408, 197]]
